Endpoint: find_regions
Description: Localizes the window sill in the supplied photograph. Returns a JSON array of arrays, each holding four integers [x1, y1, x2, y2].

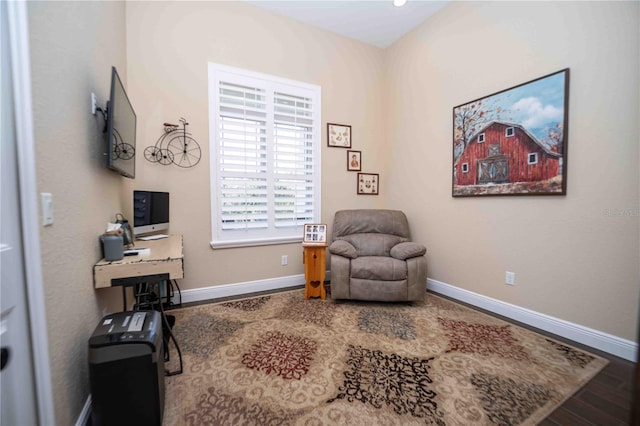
[[210, 236, 302, 249]]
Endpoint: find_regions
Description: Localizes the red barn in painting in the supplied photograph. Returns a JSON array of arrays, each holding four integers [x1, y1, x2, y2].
[[454, 121, 562, 187]]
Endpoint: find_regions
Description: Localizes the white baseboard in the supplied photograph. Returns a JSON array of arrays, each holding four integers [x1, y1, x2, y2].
[[172, 274, 307, 305], [427, 278, 638, 362], [75, 395, 91, 426]]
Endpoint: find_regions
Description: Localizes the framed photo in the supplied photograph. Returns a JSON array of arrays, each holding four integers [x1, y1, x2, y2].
[[453, 68, 569, 197], [357, 173, 379, 195], [303, 223, 327, 245], [327, 123, 351, 148], [347, 150, 361, 171]]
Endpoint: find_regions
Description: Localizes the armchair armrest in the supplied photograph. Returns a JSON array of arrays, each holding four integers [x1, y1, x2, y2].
[[329, 240, 358, 259], [390, 242, 426, 260]]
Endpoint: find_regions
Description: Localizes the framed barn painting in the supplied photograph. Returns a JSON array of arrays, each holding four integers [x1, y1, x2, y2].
[[452, 69, 569, 197]]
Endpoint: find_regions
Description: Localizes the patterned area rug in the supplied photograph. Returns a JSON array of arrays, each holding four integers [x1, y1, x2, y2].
[[163, 290, 607, 425]]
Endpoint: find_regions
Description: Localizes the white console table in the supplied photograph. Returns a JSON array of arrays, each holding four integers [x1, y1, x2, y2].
[[93, 234, 183, 289]]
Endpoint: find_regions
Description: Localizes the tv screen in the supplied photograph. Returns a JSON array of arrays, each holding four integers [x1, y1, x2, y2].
[[107, 66, 136, 179], [133, 191, 169, 236]]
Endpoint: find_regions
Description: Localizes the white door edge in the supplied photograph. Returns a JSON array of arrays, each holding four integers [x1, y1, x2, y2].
[[6, 2, 55, 423]]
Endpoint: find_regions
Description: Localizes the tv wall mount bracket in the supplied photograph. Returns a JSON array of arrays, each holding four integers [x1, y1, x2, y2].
[[95, 102, 136, 161]]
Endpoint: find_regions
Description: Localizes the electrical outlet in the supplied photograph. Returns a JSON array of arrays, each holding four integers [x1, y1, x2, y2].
[[505, 271, 515, 286], [281, 255, 288, 266]]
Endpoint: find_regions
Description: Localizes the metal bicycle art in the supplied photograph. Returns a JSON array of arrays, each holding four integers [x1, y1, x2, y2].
[[144, 118, 201, 168]]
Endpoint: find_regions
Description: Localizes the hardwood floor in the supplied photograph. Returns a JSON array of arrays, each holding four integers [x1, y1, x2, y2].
[[540, 343, 634, 425], [172, 286, 637, 425]]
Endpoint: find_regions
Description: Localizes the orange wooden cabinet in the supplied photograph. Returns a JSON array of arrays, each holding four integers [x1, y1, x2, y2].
[[302, 244, 327, 300]]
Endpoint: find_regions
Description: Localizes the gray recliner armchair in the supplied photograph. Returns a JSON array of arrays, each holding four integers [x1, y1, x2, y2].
[[329, 209, 427, 302]]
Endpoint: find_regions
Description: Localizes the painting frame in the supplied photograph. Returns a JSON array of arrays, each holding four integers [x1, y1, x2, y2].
[[327, 123, 352, 148], [357, 172, 379, 195], [303, 223, 327, 245], [452, 68, 569, 197], [347, 150, 361, 171]]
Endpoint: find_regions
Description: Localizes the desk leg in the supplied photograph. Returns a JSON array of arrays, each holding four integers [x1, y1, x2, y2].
[[122, 286, 127, 312]]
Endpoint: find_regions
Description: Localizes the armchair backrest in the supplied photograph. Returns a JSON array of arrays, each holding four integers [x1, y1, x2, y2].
[[332, 209, 411, 257]]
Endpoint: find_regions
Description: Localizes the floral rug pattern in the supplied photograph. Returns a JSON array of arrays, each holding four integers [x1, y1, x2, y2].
[[164, 290, 607, 425]]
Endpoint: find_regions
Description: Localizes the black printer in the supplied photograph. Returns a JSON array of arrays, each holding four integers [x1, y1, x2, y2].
[[89, 311, 164, 426]]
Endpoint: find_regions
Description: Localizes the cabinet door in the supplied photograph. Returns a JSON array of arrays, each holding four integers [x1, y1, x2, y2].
[[303, 247, 326, 299]]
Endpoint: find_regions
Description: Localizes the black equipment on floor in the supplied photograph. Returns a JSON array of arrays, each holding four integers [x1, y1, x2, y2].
[[89, 310, 164, 426], [110, 273, 183, 376]]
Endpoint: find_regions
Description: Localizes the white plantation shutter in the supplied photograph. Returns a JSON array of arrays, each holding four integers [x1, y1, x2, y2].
[[273, 92, 316, 228], [218, 82, 268, 230], [209, 64, 321, 247]]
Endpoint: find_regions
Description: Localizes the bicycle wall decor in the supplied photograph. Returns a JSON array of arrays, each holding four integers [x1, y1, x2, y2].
[[144, 118, 201, 168]]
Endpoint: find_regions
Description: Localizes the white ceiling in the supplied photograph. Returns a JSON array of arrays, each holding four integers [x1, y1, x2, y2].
[[244, 0, 449, 48]]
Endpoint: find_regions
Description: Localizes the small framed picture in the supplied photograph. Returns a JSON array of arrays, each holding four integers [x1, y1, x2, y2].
[[347, 150, 361, 171], [303, 223, 327, 245], [357, 173, 379, 195], [327, 123, 351, 148]]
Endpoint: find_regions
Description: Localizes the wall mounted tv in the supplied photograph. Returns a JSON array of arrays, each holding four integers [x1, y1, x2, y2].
[[106, 66, 136, 179], [133, 191, 169, 236]]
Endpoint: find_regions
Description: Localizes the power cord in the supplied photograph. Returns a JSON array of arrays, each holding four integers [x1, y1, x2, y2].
[[150, 283, 183, 376]]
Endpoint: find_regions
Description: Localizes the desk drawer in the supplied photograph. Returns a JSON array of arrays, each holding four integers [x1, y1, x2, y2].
[[93, 259, 183, 289]]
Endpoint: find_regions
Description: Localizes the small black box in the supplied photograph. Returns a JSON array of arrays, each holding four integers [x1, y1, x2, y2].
[[89, 311, 164, 426]]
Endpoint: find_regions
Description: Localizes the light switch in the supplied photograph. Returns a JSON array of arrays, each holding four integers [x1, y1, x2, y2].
[[41, 193, 53, 226], [505, 271, 515, 286]]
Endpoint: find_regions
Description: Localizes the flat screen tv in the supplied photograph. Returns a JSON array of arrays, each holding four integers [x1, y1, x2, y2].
[[133, 191, 169, 236], [106, 66, 136, 179]]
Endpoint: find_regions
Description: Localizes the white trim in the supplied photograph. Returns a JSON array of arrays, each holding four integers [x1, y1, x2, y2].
[[527, 152, 538, 165], [427, 278, 638, 362], [75, 396, 92, 426], [210, 235, 302, 249], [477, 132, 485, 143], [7, 3, 55, 423], [505, 126, 515, 137], [172, 273, 308, 304]]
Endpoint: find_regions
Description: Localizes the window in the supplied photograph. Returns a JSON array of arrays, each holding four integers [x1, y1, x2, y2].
[[528, 152, 538, 165], [478, 133, 485, 143], [461, 163, 469, 173], [505, 127, 515, 137], [208, 63, 321, 248]]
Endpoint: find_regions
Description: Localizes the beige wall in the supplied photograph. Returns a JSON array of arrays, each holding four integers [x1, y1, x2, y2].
[[28, 1, 128, 424], [26, 0, 639, 423], [384, 1, 640, 341], [124, 1, 386, 288]]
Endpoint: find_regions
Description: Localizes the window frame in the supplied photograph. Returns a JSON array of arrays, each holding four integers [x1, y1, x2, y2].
[[477, 132, 485, 143], [528, 152, 539, 165], [505, 126, 515, 137], [208, 63, 322, 249]]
